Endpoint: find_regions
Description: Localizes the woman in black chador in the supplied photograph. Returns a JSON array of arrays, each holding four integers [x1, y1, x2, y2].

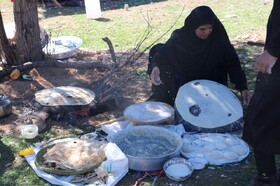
[[147, 5, 250, 107]]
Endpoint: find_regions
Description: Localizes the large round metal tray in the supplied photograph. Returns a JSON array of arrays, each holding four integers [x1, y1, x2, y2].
[[34, 86, 96, 113], [35, 142, 104, 175]]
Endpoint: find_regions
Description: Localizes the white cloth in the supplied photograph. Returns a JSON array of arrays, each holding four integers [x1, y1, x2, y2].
[[101, 120, 133, 136]]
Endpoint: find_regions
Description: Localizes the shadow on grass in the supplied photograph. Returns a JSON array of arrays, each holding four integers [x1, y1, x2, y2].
[[0, 137, 14, 176], [233, 41, 263, 92]]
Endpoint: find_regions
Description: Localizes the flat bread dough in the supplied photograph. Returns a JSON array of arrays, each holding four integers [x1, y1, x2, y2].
[[35, 86, 95, 106], [124, 101, 174, 124], [43, 139, 106, 170]]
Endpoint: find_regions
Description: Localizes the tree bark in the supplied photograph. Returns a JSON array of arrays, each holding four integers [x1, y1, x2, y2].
[[0, 11, 17, 66], [13, 0, 44, 64]]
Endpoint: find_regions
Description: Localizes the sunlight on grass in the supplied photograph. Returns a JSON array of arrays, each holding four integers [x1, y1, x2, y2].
[[36, 0, 272, 51]]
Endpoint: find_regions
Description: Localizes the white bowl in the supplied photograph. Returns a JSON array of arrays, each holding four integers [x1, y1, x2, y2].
[[21, 124, 39, 139], [163, 157, 193, 181], [43, 36, 83, 59]]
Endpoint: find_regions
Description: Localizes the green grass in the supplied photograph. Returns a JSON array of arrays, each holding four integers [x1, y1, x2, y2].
[[24, 0, 271, 51], [0, 0, 271, 51]]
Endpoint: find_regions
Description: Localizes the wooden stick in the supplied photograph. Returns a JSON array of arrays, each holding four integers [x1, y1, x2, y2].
[[102, 37, 118, 67]]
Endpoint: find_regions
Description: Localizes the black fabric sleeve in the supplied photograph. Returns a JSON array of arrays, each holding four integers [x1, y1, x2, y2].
[[147, 43, 164, 76], [148, 51, 170, 76], [223, 44, 248, 92], [265, 0, 280, 58]]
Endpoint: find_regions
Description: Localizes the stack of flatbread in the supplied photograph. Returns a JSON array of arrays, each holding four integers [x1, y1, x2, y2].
[[42, 139, 106, 171]]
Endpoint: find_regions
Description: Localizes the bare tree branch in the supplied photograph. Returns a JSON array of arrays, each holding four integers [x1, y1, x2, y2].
[[93, 6, 186, 94], [121, 6, 186, 69]]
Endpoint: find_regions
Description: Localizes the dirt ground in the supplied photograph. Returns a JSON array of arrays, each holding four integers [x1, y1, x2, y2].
[[0, 50, 152, 136]]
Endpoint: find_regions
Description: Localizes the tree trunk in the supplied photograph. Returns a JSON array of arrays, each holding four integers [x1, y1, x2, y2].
[[0, 11, 17, 66], [13, 0, 44, 64]]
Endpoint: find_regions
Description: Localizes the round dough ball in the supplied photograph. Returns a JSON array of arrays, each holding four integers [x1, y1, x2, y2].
[[182, 145, 194, 153], [202, 144, 216, 152], [223, 151, 239, 160], [192, 139, 204, 146], [230, 145, 248, 156], [215, 142, 228, 151], [214, 135, 226, 142], [208, 150, 224, 159], [224, 137, 239, 146], [194, 146, 209, 153]]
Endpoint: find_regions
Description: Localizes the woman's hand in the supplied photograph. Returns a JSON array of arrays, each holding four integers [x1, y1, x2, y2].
[[241, 89, 251, 106], [151, 66, 162, 85], [255, 50, 278, 74]]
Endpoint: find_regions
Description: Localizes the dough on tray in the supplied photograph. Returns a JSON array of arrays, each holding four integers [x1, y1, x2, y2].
[[223, 151, 239, 160], [214, 142, 228, 151], [208, 150, 224, 159], [229, 144, 248, 156], [224, 137, 239, 146]]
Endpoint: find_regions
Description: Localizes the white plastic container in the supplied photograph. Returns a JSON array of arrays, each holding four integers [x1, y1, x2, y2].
[[84, 0, 102, 19], [21, 124, 39, 139]]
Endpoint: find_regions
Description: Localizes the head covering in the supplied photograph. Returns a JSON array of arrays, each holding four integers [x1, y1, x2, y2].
[[184, 5, 215, 30], [158, 5, 235, 81], [182, 6, 230, 44]]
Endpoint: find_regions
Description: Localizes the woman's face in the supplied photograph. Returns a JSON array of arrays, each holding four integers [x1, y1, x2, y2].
[[195, 24, 213, 39]]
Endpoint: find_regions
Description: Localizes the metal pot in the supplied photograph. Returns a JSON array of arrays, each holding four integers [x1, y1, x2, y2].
[[0, 95, 12, 118], [109, 125, 183, 171]]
